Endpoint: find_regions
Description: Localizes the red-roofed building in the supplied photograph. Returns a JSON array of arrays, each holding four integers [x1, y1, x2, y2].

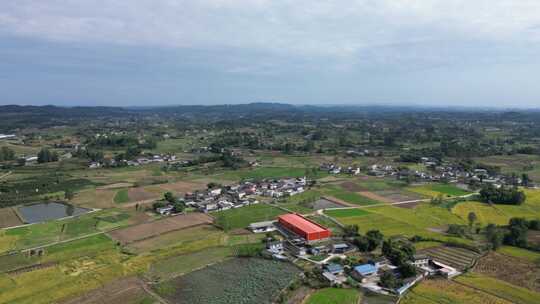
[[278, 213, 331, 241]]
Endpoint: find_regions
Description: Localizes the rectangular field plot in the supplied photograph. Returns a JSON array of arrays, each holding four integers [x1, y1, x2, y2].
[[60, 277, 154, 304], [420, 246, 480, 270], [0, 207, 23, 228], [473, 252, 540, 292], [401, 278, 512, 304], [147, 246, 233, 281], [456, 273, 540, 304], [324, 208, 369, 218], [108, 213, 212, 244], [306, 288, 360, 304], [407, 184, 471, 198], [213, 204, 286, 230], [154, 258, 299, 304], [127, 225, 225, 253]]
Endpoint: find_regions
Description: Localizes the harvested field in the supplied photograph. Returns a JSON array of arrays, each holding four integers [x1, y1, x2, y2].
[[127, 187, 159, 202], [108, 213, 213, 244], [0, 207, 23, 228], [527, 230, 540, 247], [358, 191, 393, 203], [374, 189, 425, 203], [340, 181, 363, 192], [421, 246, 480, 270], [72, 189, 116, 209], [60, 277, 153, 304], [159, 180, 205, 193], [475, 252, 540, 292], [310, 199, 343, 210], [155, 258, 299, 304]]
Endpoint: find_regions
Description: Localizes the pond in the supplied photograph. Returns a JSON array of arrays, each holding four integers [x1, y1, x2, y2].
[[18, 202, 90, 224]]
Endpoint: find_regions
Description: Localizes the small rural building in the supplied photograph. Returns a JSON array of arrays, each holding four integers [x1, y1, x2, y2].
[[412, 254, 430, 268], [324, 263, 344, 275], [332, 243, 350, 253], [352, 263, 378, 282], [156, 206, 174, 215], [248, 221, 276, 233], [278, 213, 331, 242]]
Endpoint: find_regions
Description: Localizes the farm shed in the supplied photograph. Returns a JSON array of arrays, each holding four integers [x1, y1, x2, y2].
[[278, 213, 331, 241]]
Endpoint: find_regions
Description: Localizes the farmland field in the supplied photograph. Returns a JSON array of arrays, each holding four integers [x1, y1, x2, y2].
[[305, 288, 360, 304], [325, 204, 470, 243], [324, 208, 369, 218], [113, 189, 129, 204], [60, 277, 154, 304], [402, 278, 511, 304], [108, 213, 212, 244], [456, 273, 540, 304], [0, 207, 23, 228], [147, 246, 233, 281], [473, 251, 540, 292], [213, 204, 286, 230], [452, 190, 540, 225], [407, 184, 471, 197], [497, 246, 540, 262], [321, 185, 380, 206], [127, 225, 225, 253], [154, 258, 299, 304], [420, 246, 480, 270]]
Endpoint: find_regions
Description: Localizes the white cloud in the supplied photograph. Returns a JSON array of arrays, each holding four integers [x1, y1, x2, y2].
[[1, 0, 539, 59]]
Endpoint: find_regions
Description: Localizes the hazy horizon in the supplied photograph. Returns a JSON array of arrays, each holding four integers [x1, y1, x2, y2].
[[1, 1, 540, 108]]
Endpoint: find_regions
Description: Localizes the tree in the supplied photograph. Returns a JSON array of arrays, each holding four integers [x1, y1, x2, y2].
[[354, 235, 370, 252], [522, 174, 531, 187], [366, 230, 384, 251], [479, 184, 526, 205], [64, 189, 75, 200], [398, 263, 417, 278], [504, 218, 529, 248], [468, 212, 477, 231], [485, 223, 504, 250], [172, 202, 184, 213], [343, 224, 359, 237], [37, 148, 59, 163], [379, 270, 400, 289], [164, 192, 175, 203], [0, 147, 15, 162]]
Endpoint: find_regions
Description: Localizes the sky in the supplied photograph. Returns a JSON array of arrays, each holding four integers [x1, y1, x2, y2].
[[1, 1, 540, 108]]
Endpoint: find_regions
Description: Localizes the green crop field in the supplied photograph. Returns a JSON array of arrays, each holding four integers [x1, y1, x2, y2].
[[322, 185, 380, 206], [325, 204, 470, 244], [497, 246, 540, 262], [452, 189, 540, 225], [306, 288, 360, 304], [324, 208, 369, 218], [213, 204, 286, 230], [154, 258, 299, 304], [456, 273, 540, 304], [113, 189, 129, 204]]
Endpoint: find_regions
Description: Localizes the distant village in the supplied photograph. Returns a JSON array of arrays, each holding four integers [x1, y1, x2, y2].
[[321, 156, 535, 188]]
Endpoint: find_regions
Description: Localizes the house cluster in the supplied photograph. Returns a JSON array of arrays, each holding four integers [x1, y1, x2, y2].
[[88, 153, 177, 168], [320, 163, 361, 175], [320, 253, 459, 296], [184, 177, 308, 213], [367, 158, 526, 187]]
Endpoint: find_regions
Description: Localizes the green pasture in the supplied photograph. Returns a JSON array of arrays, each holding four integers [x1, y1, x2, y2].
[[306, 288, 361, 304]]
